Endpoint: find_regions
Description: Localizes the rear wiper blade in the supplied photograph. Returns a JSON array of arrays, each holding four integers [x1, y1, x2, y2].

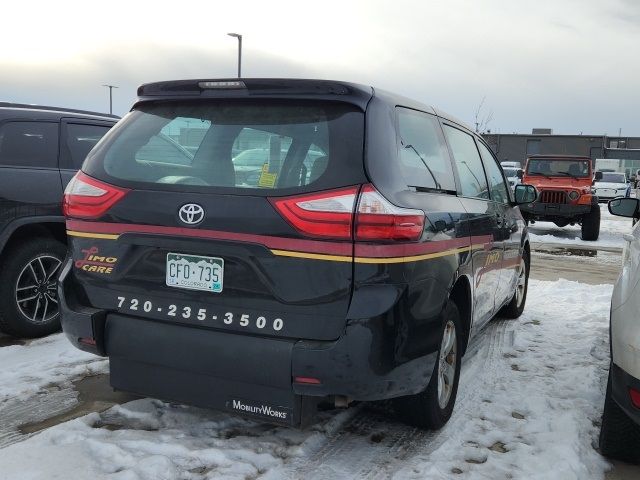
[[408, 185, 458, 195]]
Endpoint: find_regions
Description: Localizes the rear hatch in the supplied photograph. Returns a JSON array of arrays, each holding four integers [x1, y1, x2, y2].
[[65, 95, 367, 341]]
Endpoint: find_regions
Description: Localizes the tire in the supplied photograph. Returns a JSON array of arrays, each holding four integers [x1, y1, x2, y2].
[[581, 205, 601, 241], [500, 253, 529, 319], [0, 237, 66, 338], [599, 367, 640, 463], [393, 300, 463, 430]]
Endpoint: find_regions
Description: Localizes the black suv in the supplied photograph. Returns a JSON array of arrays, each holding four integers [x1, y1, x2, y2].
[[0, 103, 117, 337], [59, 79, 536, 428]]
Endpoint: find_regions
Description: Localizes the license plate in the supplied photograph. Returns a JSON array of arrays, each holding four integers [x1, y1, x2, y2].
[[166, 253, 224, 293]]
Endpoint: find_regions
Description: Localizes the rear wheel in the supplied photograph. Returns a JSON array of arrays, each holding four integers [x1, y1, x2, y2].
[[581, 206, 601, 241], [500, 254, 529, 319], [393, 300, 462, 430], [599, 367, 640, 463], [0, 238, 66, 338]]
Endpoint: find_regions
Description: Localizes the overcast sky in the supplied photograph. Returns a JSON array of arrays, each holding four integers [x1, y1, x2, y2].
[[1, 0, 638, 135]]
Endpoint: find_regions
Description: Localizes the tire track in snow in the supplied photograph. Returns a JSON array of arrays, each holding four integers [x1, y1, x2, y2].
[[277, 318, 516, 479], [0, 384, 78, 448]]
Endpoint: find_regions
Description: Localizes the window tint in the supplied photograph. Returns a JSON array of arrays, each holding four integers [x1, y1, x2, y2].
[[526, 159, 591, 178], [0, 121, 58, 168], [88, 101, 358, 193], [477, 141, 511, 203], [135, 117, 210, 166], [64, 123, 111, 169], [396, 109, 455, 191], [601, 172, 626, 183], [232, 128, 294, 186], [443, 125, 489, 199]]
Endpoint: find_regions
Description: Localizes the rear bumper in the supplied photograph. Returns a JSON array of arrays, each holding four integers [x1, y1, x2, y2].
[[58, 259, 438, 425], [519, 202, 591, 219], [611, 363, 640, 427]]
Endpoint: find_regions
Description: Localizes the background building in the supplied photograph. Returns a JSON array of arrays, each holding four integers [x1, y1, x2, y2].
[[483, 130, 640, 176]]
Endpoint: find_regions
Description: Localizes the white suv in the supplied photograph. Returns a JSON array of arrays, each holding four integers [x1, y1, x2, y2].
[[599, 197, 640, 462]]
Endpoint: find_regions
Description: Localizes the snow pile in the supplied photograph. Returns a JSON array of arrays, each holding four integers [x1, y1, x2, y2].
[[529, 204, 631, 249], [0, 333, 107, 402], [394, 279, 613, 479], [0, 280, 615, 479]]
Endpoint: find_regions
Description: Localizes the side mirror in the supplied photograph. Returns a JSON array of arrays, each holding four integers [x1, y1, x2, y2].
[[516, 169, 524, 179], [609, 197, 640, 218], [594, 171, 603, 181], [514, 184, 537, 205]]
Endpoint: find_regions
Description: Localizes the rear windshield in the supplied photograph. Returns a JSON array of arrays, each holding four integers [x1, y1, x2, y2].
[[600, 172, 626, 183], [503, 168, 518, 177], [526, 159, 591, 178], [83, 100, 365, 194]]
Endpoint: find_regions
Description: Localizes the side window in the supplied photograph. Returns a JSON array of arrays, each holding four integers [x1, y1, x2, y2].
[[0, 121, 59, 168], [396, 108, 456, 191], [443, 125, 489, 199], [64, 123, 112, 169], [477, 141, 511, 204]]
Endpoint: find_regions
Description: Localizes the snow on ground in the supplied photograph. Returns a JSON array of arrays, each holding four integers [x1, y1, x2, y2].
[[0, 333, 107, 402], [0, 279, 615, 480], [528, 204, 632, 249]]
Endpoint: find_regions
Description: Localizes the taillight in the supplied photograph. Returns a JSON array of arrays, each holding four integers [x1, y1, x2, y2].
[[631, 388, 640, 409], [63, 171, 129, 219], [270, 186, 358, 240], [355, 185, 424, 241]]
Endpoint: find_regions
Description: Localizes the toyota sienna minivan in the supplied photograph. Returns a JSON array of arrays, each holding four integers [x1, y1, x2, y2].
[[59, 79, 536, 428]]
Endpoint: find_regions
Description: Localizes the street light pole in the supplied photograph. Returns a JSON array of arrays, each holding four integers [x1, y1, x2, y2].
[[227, 33, 242, 78], [102, 84, 118, 115]]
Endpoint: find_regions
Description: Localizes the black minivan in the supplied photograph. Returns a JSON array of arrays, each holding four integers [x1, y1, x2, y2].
[[59, 79, 536, 428]]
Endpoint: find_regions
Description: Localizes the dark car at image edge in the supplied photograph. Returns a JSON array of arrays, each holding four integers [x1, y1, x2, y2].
[[0, 102, 117, 337], [59, 78, 537, 428]]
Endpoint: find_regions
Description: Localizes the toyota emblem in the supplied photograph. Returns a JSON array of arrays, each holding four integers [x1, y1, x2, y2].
[[178, 203, 205, 225]]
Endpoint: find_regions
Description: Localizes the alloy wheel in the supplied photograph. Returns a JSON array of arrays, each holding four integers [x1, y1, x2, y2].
[[15, 255, 62, 324], [437, 320, 457, 409], [516, 258, 527, 308]]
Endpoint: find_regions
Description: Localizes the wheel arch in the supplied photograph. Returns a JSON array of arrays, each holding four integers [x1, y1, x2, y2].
[[449, 274, 472, 357], [0, 218, 67, 256]]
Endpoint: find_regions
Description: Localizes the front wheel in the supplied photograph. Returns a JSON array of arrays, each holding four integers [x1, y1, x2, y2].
[[581, 206, 601, 241], [393, 300, 462, 430]]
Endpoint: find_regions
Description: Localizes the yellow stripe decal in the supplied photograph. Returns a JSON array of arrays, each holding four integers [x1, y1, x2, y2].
[[270, 249, 353, 263], [272, 244, 483, 263], [67, 230, 120, 240], [354, 246, 472, 264]]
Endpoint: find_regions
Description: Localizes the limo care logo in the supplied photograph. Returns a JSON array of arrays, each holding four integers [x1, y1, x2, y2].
[[229, 398, 290, 421], [178, 203, 205, 225], [74, 246, 118, 274]]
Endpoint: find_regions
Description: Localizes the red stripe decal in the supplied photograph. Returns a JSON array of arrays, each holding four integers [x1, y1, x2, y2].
[[354, 234, 493, 258], [67, 220, 353, 256], [67, 220, 494, 260]]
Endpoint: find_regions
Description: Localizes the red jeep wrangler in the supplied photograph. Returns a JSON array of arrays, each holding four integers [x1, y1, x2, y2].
[[519, 155, 602, 240]]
